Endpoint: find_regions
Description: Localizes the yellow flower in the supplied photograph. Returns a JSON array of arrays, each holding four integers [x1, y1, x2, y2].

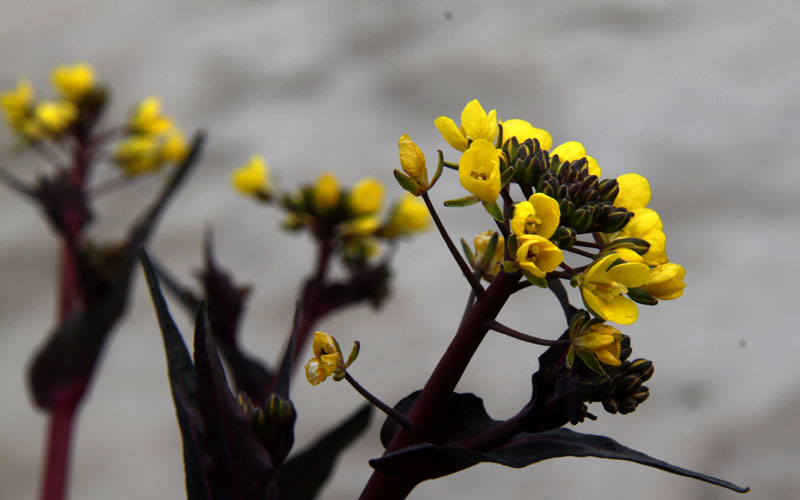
[[1, 79, 34, 125], [642, 263, 685, 300], [614, 173, 651, 210], [398, 133, 428, 184], [313, 172, 341, 212], [575, 254, 650, 325], [473, 230, 505, 280], [51, 62, 95, 102], [613, 207, 668, 266], [304, 332, 344, 386], [551, 141, 601, 177], [434, 99, 498, 151], [384, 193, 430, 237], [113, 135, 162, 175], [515, 234, 563, 278], [458, 139, 502, 203], [499, 119, 553, 150], [159, 128, 187, 164], [231, 154, 271, 197], [128, 96, 174, 135], [511, 193, 561, 239], [569, 323, 623, 368], [342, 215, 381, 236], [34, 100, 77, 135], [349, 177, 385, 215]]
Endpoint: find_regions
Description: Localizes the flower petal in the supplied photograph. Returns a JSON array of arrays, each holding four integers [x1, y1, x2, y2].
[[434, 116, 469, 151]]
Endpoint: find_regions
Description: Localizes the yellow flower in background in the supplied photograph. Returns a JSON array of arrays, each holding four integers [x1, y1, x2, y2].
[[614, 173, 651, 210], [313, 172, 341, 212], [551, 140, 601, 177], [515, 234, 563, 278], [342, 215, 381, 236], [569, 323, 623, 368], [473, 230, 505, 279], [231, 154, 271, 197], [159, 128, 187, 164], [500, 118, 553, 150], [51, 62, 95, 102], [305, 331, 344, 386], [434, 99, 498, 151], [34, 100, 77, 135], [113, 135, 162, 175], [349, 177, 385, 215], [384, 193, 430, 237], [458, 139, 502, 203], [128, 96, 174, 135], [642, 263, 685, 300], [398, 133, 427, 183], [1, 79, 34, 125], [575, 253, 650, 325], [511, 193, 561, 239]]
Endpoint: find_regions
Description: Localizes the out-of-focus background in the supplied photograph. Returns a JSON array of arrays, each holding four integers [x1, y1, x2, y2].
[[1, 0, 798, 498]]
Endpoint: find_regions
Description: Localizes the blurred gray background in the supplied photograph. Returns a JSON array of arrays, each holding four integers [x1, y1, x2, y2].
[[1, 0, 798, 498]]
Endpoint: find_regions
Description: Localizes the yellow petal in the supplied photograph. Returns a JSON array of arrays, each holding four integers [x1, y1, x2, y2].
[[458, 139, 502, 203], [501, 119, 553, 150], [606, 262, 651, 288], [350, 177, 385, 215], [434, 116, 469, 151], [551, 141, 586, 162], [605, 295, 639, 325], [461, 99, 496, 142], [615, 173, 651, 210], [643, 263, 686, 300], [398, 133, 427, 180], [585, 155, 602, 177], [528, 193, 561, 239]]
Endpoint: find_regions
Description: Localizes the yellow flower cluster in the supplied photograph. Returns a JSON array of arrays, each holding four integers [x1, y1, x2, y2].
[[113, 96, 187, 176], [1, 62, 96, 141]]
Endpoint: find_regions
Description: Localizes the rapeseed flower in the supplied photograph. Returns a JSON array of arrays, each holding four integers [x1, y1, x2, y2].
[[313, 173, 341, 212], [551, 140, 601, 177], [434, 99, 497, 151], [510, 193, 560, 239], [231, 154, 271, 197], [349, 178, 385, 215], [305, 332, 344, 386], [458, 139, 502, 203], [51, 62, 95, 102], [575, 254, 650, 325], [500, 119, 552, 150], [515, 234, 563, 278]]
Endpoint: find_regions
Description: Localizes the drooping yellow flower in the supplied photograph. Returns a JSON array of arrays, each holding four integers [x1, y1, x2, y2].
[[551, 141, 601, 177], [34, 100, 77, 135], [458, 139, 502, 203], [349, 177, 385, 215], [575, 254, 650, 325], [434, 99, 498, 151], [614, 173, 651, 210], [511, 193, 561, 239], [569, 323, 623, 368], [473, 230, 505, 280], [231, 154, 271, 197], [128, 96, 174, 135], [304, 332, 344, 386], [313, 172, 341, 212], [398, 133, 428, 183], [384, 193, 430, 237], [642, 263, 685, 300], [499, 119, 553, 150], [515, 234, 563, 278], [51, 62, 95, 102]]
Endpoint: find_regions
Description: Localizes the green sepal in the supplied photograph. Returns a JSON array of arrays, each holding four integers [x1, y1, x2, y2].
[[480, 232, 499, 269], [444, 194, 481, 207], [460, 238, 476, 268], [482, 201, 503, 222], [565, 348, 575, 369], [502, 260, 520, 273], [603, 237, 650, 255], [500, 166, 515, 189], [576, 349, 606, 375], [507, 234, 519, 255], [521, 269, 547, 288], [429, 150, 446, 188], [393, 169, 422, 196], [627, 287, 658, 305]]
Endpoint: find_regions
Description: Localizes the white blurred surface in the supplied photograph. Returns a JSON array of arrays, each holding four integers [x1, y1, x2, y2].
[[1, 1, 798, 498]]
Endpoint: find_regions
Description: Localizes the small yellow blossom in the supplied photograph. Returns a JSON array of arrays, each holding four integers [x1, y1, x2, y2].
[[569, 323, 623, 369], [613, 208, 668, 266], [515, 234, 563, 278], [458, 139, 502, 203], [342, 216, 381, 236], [128, 96, 174, 135], [1, 79, 34, 125], [511, 193, 561, 239], [614, 173, 651, 210], [34, 100, 77, 135], [231, 154, 271, 197], [398, 133, 428, 184], [575, 254, 650, 325], [349, 178, 385, 215], [113, 135, 162, 175], [384, 194, 430, 237], [499, 119, 553, 150], [313, 172, 341, 212], [51, 62, 95, 102], [304, 332, 344, 386], [159, 129, 187, 164], [642, 263, 685, 300], [473, 230, 505, 280], [551, 141, 601, 177], [434, 99, 498, 151]]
